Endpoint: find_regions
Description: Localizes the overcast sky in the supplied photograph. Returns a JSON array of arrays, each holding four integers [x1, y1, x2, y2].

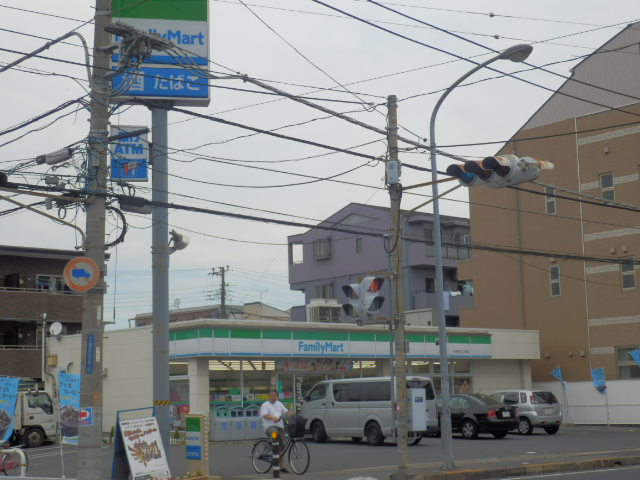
[[1, 0, 638, 329]]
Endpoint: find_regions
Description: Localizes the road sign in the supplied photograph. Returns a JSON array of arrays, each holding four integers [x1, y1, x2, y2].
[[63, 256, 100, 292], [111, 0, 210, 106], [110, 125, 149, 182]]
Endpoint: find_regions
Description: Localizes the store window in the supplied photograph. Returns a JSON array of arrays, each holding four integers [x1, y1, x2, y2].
[[621, 257, 636, 289], [600, 173, 614, 201], [545, 186, 557, 215], [617, 347, 640, 378], [550, 265, 561, 296]]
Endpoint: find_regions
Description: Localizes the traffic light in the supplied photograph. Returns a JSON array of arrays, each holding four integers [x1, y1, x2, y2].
[[341, 276, 385, 325], [446, 155, 553, 188]]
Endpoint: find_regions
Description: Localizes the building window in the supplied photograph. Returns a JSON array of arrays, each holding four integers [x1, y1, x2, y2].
[[617, 347, 640, 378], [545, 186, 556, 215], [313, 238, 331, 259], [425, 277, 435, 293], [600, 173, 614, 201], [424, 229, 435, 257], [315, 284, 334, 299], [36, 274, 68, 292], [621, 257, 636, 289], [355, 237, 362, 254], [549, 265, 561, 296]]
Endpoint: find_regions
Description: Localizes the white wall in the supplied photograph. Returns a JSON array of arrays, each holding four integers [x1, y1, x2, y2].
[[534, 379, 640, 425], [47, 327, 153, 432], [473, 359, 532, 393]]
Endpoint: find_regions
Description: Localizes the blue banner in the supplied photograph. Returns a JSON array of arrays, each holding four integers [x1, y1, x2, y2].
[[0, 377, 20, 443], [630, 349, 640, 367], [551, 365, 564, 382], [58, 372, 80, 445], [591, 367, 607, 393]]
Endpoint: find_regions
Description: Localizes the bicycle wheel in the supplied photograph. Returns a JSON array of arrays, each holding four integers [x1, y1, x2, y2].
[[288, 439, 310, 475], [0, 451, 23, 476], [251, 439, 273, 474]]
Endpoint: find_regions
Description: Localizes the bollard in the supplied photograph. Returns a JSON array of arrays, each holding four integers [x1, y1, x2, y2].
[[271, 430, 280, 478]]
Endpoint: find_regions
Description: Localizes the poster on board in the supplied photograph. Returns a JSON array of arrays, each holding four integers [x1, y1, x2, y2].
[[119, 416, 171, 480]]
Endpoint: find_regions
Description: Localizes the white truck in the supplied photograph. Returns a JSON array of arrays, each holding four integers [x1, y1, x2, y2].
[[10, 391, 58, 448]]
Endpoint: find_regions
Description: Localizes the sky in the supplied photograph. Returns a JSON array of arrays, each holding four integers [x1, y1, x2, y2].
[[1, 0, 638, 329]]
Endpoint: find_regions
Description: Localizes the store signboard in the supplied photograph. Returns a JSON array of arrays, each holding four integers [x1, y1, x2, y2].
[[170, 328, 492, 359], [111, 0, 210, 106], [118, 416, 171, 480]]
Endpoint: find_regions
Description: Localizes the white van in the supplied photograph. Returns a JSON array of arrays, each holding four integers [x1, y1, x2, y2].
[[300, 376, 437, 445]]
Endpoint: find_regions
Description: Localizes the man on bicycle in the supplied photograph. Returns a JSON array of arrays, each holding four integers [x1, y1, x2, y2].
[[260, 389, 292, 472]]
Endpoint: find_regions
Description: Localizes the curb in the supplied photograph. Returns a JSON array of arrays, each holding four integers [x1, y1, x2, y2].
[[410, 455, 640, 480]]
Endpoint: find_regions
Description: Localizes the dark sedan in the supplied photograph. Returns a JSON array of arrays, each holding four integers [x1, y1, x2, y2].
[[438, 393, 518, 439]]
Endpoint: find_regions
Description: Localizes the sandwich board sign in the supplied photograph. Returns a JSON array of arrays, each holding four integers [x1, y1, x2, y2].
[[111, 0, 210, 106], [112, 413, 171, 480], [110, 125, 149, 182]]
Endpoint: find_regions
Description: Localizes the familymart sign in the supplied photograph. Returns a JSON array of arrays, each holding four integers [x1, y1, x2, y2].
[[111, 0, 210, 106], [170, 328, 492, 359]]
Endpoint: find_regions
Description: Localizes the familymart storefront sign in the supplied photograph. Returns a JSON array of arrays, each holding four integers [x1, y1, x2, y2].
[[170, 328, 492, 359]]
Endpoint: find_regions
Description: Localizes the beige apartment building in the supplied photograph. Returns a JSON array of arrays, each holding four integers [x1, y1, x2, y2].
[[457, 23, 640, 383]]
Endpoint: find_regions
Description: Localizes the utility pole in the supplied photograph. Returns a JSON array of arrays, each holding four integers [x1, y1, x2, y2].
[[387, 95, 409, 480], [209, 266, 229, 318], [77, 1, 110, 479]]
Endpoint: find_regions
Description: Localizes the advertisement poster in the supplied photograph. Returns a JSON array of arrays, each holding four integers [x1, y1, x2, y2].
[[58, 372, 80, 445], [0, 377, 20, 444], [120, 416, 171, 480]]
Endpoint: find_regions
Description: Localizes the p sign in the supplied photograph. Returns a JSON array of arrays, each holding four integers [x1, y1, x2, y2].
[[63, 257, 100, 292]]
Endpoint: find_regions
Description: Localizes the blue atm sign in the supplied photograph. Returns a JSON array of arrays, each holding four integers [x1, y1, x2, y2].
[[110, 125, 149, 182]]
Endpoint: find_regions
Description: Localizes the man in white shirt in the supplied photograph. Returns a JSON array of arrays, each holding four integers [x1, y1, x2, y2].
[[261, 389, 292, 471]]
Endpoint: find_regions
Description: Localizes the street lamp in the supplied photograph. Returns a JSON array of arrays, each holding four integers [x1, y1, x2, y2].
[[428, 44, 532, 470]]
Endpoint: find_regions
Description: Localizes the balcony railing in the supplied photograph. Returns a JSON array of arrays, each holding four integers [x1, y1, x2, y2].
[[0, 345, 41, 350], [0, 286, 80, 295]]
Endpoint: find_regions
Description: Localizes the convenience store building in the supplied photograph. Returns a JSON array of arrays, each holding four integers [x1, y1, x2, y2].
[[47, 318, 540, 438]]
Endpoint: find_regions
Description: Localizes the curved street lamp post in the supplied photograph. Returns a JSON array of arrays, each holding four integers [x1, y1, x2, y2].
[[428, 44, 533, 470]]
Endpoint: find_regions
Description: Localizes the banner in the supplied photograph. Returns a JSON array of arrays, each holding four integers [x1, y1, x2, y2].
[[550, 365, 564, 382], [630, 349, 640, 367], [58, 372, 80, 445], [0, 377, 20, 444], [591, 367, 607, 393]]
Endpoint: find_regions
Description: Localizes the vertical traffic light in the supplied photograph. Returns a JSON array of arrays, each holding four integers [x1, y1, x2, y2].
[[341, 276, 386, 325], [342, 282, 364, 321]]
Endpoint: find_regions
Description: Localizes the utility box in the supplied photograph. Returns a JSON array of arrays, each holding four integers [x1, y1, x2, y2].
[[408, 388, 428, 432]]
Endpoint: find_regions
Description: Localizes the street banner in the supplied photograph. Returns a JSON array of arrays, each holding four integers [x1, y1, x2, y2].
[[119, 416, 171, 480], [550, 365, 564, 382], [58, 372, 80, 445], [0, 377, 20, 444], [630, 349, 640, 367], [591, 367, 607, 393]]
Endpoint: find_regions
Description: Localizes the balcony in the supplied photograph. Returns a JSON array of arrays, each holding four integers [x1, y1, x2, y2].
[[0, 287, 83, 322], [0, 347, 42, 378]]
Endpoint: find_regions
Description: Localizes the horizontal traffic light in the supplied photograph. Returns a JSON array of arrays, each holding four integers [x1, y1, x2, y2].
[[447, 155, 554, 188]]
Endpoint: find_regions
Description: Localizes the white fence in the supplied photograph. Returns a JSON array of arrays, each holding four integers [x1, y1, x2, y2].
[[534, 379, 640, 425]]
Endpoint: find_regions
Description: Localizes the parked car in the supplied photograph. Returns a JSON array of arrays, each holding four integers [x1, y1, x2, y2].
[[437, 393, 518, 439], [490, 390, 562, 435]]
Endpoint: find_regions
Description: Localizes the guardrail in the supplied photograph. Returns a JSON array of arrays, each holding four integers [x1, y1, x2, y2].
[[0, 447, 28, 477]]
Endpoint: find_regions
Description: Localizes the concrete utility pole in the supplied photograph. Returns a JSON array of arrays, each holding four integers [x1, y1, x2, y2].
[[387, 95, 409, 480], [151, 104, 171, 448], [210, 266, 229, 318], [77, 1, 111, 478]]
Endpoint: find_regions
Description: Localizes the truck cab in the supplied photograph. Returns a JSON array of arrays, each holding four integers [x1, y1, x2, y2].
[[12, 391, 58, 448]]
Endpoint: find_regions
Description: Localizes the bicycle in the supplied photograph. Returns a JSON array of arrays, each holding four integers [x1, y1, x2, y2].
[[251, 419, 310, 475], [0, 447, 28, 476]]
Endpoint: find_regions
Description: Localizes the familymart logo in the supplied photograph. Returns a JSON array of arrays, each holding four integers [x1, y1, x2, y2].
[[298, 341, 345, 354]]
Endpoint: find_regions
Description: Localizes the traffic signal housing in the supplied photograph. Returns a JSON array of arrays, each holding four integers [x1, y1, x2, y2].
[[341, 276, 385, 325], [447, 155, 553, 188]]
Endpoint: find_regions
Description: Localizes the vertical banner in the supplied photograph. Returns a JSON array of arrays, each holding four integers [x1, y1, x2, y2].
[[58, 372, 80, 445], [630, 349, 640, 367], [550, 365, 564, 382], [0, 377, 20, 444], [591, 367, 607, 393]]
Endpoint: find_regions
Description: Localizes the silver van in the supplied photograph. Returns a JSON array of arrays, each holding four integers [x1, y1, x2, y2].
[[300, 376, 437, 445], [490, 390, 562, 435]]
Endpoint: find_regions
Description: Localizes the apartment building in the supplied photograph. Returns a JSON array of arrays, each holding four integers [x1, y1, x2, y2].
[[457, 23, 640, 382]]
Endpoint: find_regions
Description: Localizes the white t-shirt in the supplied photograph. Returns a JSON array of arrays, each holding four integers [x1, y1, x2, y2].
[[260, 400, 288, 430]]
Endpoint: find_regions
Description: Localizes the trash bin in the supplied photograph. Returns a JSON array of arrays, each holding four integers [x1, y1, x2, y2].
[[244, 406, 261, 439], [230, 406, 245, 440], [211, 406, 230, 441]]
